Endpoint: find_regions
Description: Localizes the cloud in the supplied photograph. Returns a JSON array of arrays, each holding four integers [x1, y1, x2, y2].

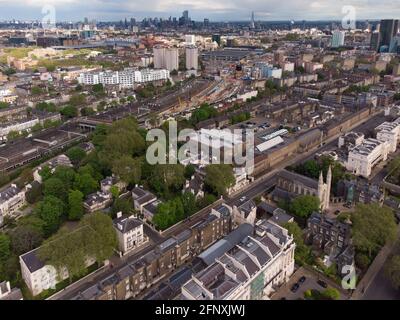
[[0, 0, 399, 21]]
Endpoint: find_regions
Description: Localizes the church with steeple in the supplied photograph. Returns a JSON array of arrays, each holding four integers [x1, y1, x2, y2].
[[318, 166, 332, 211]]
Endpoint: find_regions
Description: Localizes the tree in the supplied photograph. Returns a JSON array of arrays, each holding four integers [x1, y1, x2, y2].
[[39, 165, 52, 181], [181, 192, 198, 217], [0, 102, 10, 109], [35, 196, 65, 236], [69, 93, 86, 107], [0, 233, 11, 263], [112, 156, 142, 186], [60, 105, 78, 118], [68, 190, 84, 220], [283, 221, 313, 265], [43, 177, 67, 201], [184, 164, 196, 179], [74, 173, 98, 196], [16, 215, 46, 237], [321, 288, 340, 300], [38, 213, 117, 283], [79, 212, 117, 263], [26, 182, 43, 204], [384, 255, 400, 290], [18, 168, 33, 187], [66, 147, 86, 165], [52, 166, 76, 190], [10, 226, 43, 255], [204, 164, 235, 196], [153, 198, 184, 230], [289, 195, 320, 218], [352, 204, 397, 258], [111, 198, 132, 217], [149, 164, 186, 198]]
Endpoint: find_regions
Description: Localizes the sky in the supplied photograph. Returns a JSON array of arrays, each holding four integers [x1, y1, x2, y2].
[[0, 0, 399, 22]]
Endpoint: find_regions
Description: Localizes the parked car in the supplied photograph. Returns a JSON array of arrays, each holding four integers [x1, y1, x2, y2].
[[317, 280, 328, 288], [291, 283, 300, 293], [299, 276, 306, 284]]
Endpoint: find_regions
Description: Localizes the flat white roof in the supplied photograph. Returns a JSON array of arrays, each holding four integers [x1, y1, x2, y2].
[[256, 136, 284, 152]]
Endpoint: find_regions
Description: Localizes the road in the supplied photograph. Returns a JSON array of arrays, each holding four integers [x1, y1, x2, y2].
[[361, 238, 400, 300]]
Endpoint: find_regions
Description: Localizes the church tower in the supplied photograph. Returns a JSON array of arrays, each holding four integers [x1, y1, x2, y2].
[[318, 171, 324, 210], [325, 165, 332, 209]]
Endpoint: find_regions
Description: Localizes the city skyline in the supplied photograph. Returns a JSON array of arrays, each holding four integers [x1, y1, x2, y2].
[[0, 0, 400, 22]]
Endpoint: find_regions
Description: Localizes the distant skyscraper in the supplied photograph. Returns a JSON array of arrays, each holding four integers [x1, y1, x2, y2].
[[186, 46, 198, 70], [212, 34, 221, 46], [370, 31, 381, 51], [204, 18, 210, 28], [331, 30, 345, 48], [379, 19, 399, 52], [250, 11, 255, 29]]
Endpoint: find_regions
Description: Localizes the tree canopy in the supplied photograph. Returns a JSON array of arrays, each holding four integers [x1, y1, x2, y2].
[[38, 212, 117, 282], [352, 204, 397, 258], [204, 164, 235, 196], [289, 195, 320, 219]]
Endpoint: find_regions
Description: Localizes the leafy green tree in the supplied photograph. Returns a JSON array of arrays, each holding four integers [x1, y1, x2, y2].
[[184, 164, 196, 179], [111, 198, 132, 217], [16, 215, 46, 236], [197, 193, 217, 208], [149, 164, 186, 198], [26, 182, 43, 204], [110, 185, 119, 198], [283, 221, 313, 265], [60, 105, 78, 118], [0, 102, 10, 109], [35, 196, 65, 236], [39, 165, 52, 181], [352, 204, 397, 258], [79, 212, 117, 263], [181, 192, 198, 217], [36, 102, 56, 112], [66, 146, 86, 165], [68, 190, 84, 220], [321, 288, 340, 300], [289, 195, 320, 218], [153, 198, 184, 230], [204, 164, 235, 196], [10, 226, 43, 255], [38, 213, 117, 282], [384, 255, 400, 290], [112, 156, 142, 186], [52, 166, 76, 190], [43, 177, 67, 201], [69, 93, 86, 107], [74, 173, 98, 196]]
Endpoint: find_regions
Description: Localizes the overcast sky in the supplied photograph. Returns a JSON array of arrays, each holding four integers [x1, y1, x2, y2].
[[0, 0, 399, 22]]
